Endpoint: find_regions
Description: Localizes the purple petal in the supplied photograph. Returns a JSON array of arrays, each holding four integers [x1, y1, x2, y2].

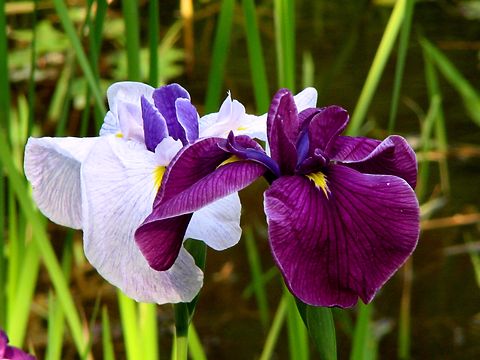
[[0, 329, 35, 359], [267, 89, 299, 174], [135, 215, 192, 271], [175, 98, 199, 143], [135, 136, 265, 270], [337, 135, 417, 189], [141, 96, 168, 152], [153, 84, 190, 143], [329, 135, 381, 161], [307, 105, 349, 156], [265, 165, 419, 307]]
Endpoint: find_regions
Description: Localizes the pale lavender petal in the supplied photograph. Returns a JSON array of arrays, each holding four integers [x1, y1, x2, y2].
[[265, 165, 419, 307], [339, 135, 417, 189], [24, 136, 97, 229], [175, 98, 199, 143], [136, 136, 265, 270], [307, 105, 349, 155], [153, 83, 190, 142], [141, 96, 168, 152], [267, 89, 299, 174]]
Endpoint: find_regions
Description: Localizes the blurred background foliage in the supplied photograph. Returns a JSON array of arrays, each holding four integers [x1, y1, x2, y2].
[[1, 0, 480, 359]]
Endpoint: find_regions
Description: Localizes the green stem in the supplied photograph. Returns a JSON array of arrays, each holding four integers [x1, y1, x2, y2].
[[174, 303, 190, 360]]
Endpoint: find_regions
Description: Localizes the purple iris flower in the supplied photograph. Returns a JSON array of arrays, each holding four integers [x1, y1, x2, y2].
[[0, 329, 35, 360], [135, 88, 419, 308]]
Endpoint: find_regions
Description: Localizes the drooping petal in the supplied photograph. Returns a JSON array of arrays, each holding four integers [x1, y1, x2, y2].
[[307, 105, 349, 156], [265, 165, 419, 307], [141, 96, 168, 152], [136, 136, 265, 271], [328, 135, 381, 161], [175, 98, 199, 143], [152, 83, 190, 142], [101, 81, 154, 137], [267, 89, 299, 174], [336, 135, 417, 189], [0, 329, 35, 360], [24, 136, 97, 229], [81, 135, 202, 303]]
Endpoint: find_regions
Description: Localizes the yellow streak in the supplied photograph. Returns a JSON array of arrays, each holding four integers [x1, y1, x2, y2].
[[217, 155, 241, 168], [306, 172, 330, 198], [115, 132, 123, 138], [236, 126, 248, 131], [153, 166, 166, 191]]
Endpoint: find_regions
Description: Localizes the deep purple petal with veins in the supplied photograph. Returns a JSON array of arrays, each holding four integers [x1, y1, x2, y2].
[[307, 105, 349, 156], [337, 135, 417, 189], [141, 96, 168, 151], [175, 98, 199, 144], [136, 136, 265, 271], [265, 165, 419, 307], [153, 84, 190, 142], [267, 89, 299, 174], [329, 136, 381, 161]]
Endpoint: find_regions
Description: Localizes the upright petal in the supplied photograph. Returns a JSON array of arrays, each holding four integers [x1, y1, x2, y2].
[[175, 98, 199, 143], [328, 135, 381, 161], [153, 83, 190, 142], [307, 105, 349, 155], [336, 135, 417, 189], [136, 136, 265, 271], [81, 136, 202, 303], [267, 89, 299, 174], [265, 165, 419, 307], [101, 81, 154, 137], [293, 87, 318, 111], [141, 96, 168, 152], [24, 136, 97, 229]]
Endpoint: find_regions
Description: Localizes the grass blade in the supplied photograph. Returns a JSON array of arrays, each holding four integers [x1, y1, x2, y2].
[[204, 0, 235, 113], [347, 0, 407, 135], [122, 0, 141, 81], [51, 0, 106, 115], [388, 0, 415, 132], [259, 292, 288, 360], [306, 306, 337, 360], [274, 0, 295, 90], [244, 227, 270, 329], [350, 303, 373, 360], [102, 307, 116, 360], [118, 291, 140, 360], [139, 303, 159, 360], [149, 0, 160, 87], [285, 290, 309, 360], [188, 323, 207, 360], [242, 0, 270, 112]]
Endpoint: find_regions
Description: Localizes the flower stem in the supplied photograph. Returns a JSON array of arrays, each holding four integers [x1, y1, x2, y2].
[[174, 303, 190, 360]]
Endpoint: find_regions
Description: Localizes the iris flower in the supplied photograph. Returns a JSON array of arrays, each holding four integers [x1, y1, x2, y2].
[[25, 82, 301, 304], [0, 329, 35, 360], [136, 88, 419, 307]]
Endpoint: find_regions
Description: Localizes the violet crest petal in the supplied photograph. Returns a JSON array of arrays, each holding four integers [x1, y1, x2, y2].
[[175, 98, 200, 143], [265, 165, 419, 307], [152, 83, 190, 142], [141, 96, 169, 151]]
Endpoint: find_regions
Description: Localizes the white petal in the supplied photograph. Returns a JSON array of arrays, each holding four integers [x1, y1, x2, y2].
[[154, 137, 183, 165], [100, 82, 154, 138], [186, 193, 242, 250], [198, 94, 247, 138], [293, 87, 318, 111], [81, 136, 202, 304], [24, 136, 97, 229]]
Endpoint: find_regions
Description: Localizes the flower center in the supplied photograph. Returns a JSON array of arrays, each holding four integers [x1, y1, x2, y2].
[[306, 172, 330, 198], [153, 166, 166, 190]]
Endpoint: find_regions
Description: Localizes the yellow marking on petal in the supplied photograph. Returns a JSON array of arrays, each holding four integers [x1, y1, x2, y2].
[[217, 155, 242, 169], [115, 132, 123, 138], [153, 166, 166, 191], [236, 126, 248, 131], [306, 172, 330, 198]]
